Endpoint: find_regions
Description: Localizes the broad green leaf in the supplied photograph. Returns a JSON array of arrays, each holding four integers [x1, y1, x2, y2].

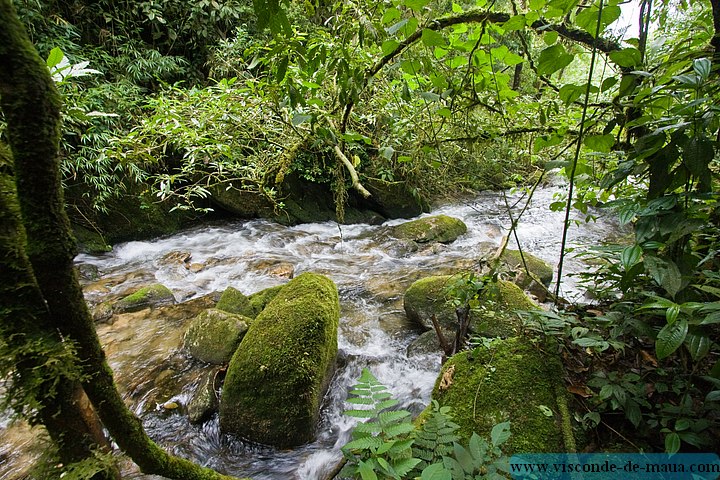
[[624, 400, 642, 427], [291, 113, 312, 126], [46, 47, 64, 69], [358, 460, 379, 480], [620, 244, 642, 270], [584, 134, 615, 153], [665, 433, 681, 454], [644, 256, 682, 298], [656, 318, 688, 360], [693, 58, 711, 80], [682, 137, 714, 178], [559, 84, 584, 105], [503, 14, 526, 31], [575, 5, 621, 38], [543, 31, 558, 45], [436, 107, 452, 118], [382, 40, 400, 56], [387, 19, 409, 35], [609, 48, 641, 68], [421, 462, 452, 480], [537, 44, 574, 76], [547, 0, 579, 16], [491, 421, 511, 446], [422, 29, 447, 47], [684, 332, 711, 361], [601, 76, 618, 92], [401, 59, 421, 74], [405, 0, 431, 12], [381, 7, 401, 25], [419, 91, 441, 102], [275, 56, 288, 82]]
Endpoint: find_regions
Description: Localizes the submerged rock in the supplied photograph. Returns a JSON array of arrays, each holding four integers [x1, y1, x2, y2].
[[219, 272, 339, 447], [114, 283, 176, 313], [391, 215, 467, 245], [183, 309, 251, 364], [430, 337, 572, 453], [187, 369, 220, 424]]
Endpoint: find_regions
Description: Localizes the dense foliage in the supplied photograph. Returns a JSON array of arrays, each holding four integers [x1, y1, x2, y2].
[[1, 0, 719, 474]]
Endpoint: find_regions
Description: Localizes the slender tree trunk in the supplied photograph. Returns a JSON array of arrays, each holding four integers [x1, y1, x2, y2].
[[0, 146, 117, 480], [0, 2, 248, 479]]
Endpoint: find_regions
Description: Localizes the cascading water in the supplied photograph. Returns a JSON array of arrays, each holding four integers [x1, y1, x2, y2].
[[0, 184, 621, 480]]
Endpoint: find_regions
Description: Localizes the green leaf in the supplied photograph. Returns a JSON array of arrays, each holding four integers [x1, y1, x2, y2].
[[503, 14, 526, 31], [344, 436, 385, 451], [394, 458, 422, 476], [620, 244, 642, 270], [682, 137, 714, 178], [656, 318, 688, 360], [291, 113, 312, 126], [387, 19, 409, 35], [419, 91, 441, 102], [382, 40, 400, 56], [584, 134, 615, 153], [575, 5, 621, 38], [543, 31, 558, 45], [665, 432, 681, 454], [609, 48, 641, 68], [693, 58, 711, 80], [684, 332, 711, 361], [422, 29, 447, 47], [558, 84, 584, 105], [644, 256, 682, 298], [601, 76, 618, 92], [537, 44, 574, 76], [46, 47, 64, 69], [490, 421, 511, 446], [381, 7, 401, 25], [358, 460, 379, 480], [275, 56, 288, 82], [421, 462, 452, 480], [405, 0, 431, 12]]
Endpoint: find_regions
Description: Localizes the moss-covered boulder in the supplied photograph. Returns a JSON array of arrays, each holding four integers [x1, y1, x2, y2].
[[216, 286, 254, 317], [182, 309, 251, 364], [391, 215, 467, 244], [431, 337, 572, 453], [114, 283, 176, 313], [404, 275, 537, 338], [246, 284, 284, 318], [501, 249, 554, 288], [219, 272, 340, 447], [365, 178, 428, 218]]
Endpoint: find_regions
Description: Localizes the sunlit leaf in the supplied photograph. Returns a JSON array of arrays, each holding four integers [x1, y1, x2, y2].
[[537, 44, 574, 76]]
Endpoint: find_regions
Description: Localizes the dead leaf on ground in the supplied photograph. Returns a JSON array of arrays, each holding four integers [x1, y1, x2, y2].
[[640, 350, 658, 367], [567, 385, 593, 398], [439, 364, 455, 392]]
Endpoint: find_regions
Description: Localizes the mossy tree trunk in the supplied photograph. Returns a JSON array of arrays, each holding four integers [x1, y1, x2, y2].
[[0, 146, 118, 479], [0, 2, 247, 479]]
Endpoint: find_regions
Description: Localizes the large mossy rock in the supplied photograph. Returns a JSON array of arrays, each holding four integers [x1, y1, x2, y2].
[[391, 215, 467, 244], [216, 286, 254, 317], [501, 249, 554, 288], [219, 272, 340, 447], [183, 309, 251, 364], [431, 337, 572, 453], [403, 275, 537, 338], [365, 178, 428, 218], [114, 283, 176, 313]]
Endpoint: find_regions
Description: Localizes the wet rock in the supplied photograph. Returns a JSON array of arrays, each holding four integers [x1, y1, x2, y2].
[[220, 272, 339, 447], [114, 283, 176, 313], [76, 263, 100, 281], [183, 309, 250, 364], [365, 177, 428, 218], [216, 286, 254, 317], [406, 329, 455, 357], [246, 285, 284, 318], [403, 275, 537, 337], [161, 250, 192, 266], [391, 215, 467, 245], [501, 249, 553, 288], [91, 301, 114, 324], [188, 369, 220, 424], [429, 337, 572, 453], [250, 259, 295, 279]]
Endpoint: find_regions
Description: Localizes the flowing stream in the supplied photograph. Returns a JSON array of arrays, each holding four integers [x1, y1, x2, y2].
[[0, 184, 622, 480]]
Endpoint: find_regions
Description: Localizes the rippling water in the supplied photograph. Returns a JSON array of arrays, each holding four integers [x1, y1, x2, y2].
[[0, 184, 621, 479]]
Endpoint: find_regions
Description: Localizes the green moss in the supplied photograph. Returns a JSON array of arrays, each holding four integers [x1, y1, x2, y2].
[[72, 224, 111, 254], [365, 177, 428, 218], [246, 285, 284, 317], [219, 272, 339, 447], [501, 249, 554, 288], [404, 275, 537, 337], [114, 284, 175, 313], [392, 215, 467, 244], [432, 337, 570, 453], [215, 287, 254, 318], [183, 309, 250, 364]]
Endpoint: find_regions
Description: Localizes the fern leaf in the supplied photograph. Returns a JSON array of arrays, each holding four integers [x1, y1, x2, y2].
[[378, 410, 411, 426], [393, 457, 422, 476], [343, 436, 384, 451], [383, 422, 416, 438]]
